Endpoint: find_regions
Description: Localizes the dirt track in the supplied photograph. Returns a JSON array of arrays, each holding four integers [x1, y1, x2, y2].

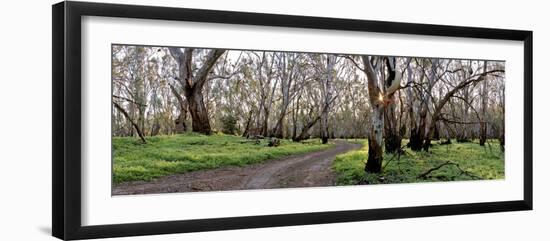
[[112, 141, 361, 195]]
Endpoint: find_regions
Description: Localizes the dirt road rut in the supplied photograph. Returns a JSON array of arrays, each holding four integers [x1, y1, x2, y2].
[[113, 141, 361, 195]]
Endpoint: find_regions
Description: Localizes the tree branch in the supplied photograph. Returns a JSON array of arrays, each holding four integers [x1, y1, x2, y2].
[[417, 161, 481, 180], [361, 56, 382, 104], [112, 95, 147, 107], [168, 47, 193, 89], [112, 101, 147, 143], [194, 49, 226, 90]]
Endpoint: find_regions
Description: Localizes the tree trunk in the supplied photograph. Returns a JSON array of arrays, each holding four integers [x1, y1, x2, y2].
[[168, 47, 225, 135], [291, 95, 300, 140], [409, 101, 428, 151], [186, 90, 211, 135], [423, 64, 501, 151], [479, 122, 487, 146], [405, 62, 423, 151], [320, 112, 329, 144], [293, 115, 321, 142], [366, 105, 384, 173], [433, 121, 441, 140], [242, 110, 254, 137], [479, 63, 489, 146], [169, 83, 188, 134], [384, 99, 401, 153], [384, 130, 401, 153], [272, 114, 286, 138], [408, 60, 431, 151], [272, 53, 294, 139], [457, 86, 471, 142], [262, 106, 270, 137], [383, 57, 402, 153], [361, 56, 384, 173], [174, 112, 187, 134], [409, 120, 426, 151], [320, 55, 335, 144], [113, 101, 146, 143]]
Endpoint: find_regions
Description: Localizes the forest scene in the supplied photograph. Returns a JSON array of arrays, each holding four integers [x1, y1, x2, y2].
[[111, 44, 505, 195]]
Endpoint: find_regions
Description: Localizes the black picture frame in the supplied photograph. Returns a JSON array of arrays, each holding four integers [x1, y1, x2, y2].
[[52, 1, 533, 240]]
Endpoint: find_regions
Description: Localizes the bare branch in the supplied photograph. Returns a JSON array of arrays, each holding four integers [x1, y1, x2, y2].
[[112, 95, 147, 107]]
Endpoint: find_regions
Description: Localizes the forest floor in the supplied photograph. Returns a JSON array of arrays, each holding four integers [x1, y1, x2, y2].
[[333, 139, 505, 185], [112, 133, 331, 184], [113, 140, 361, 195], [112, 133, 504, 195]]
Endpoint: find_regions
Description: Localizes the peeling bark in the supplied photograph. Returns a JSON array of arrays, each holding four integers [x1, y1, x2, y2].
[[361, 56, 384, 173]]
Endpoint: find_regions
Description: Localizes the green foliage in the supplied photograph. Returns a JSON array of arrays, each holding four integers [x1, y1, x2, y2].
[[220, 114, 238, 135], [113, 133, 331, 183], [333, 139, 504, 185]]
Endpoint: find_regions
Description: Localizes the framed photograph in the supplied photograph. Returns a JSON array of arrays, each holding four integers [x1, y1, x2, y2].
[[52, 1, 533, 240]]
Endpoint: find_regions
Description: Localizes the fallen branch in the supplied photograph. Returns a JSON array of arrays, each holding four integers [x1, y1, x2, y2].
[[417, 161, 453, 179], [417, 161, 481, 180]]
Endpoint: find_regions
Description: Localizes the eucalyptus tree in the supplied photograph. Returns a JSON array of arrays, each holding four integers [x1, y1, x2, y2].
[[112, 45, 151, 142], [292, 72, 324, 142], [271, 53, 303, 138], [422, 60, 504, 151], [479, 62, 489, 146], [358, 55, 401, 173], [383, 57, 408, 153], [292, 53, 349, 142], [168, 47, 226, 135], [240, 51, 279, 137], [319, 55, 336, 144], [407, 58, 438, 151]]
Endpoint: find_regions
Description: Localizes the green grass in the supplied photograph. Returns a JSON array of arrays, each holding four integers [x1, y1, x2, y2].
[[113, 133, 331, 184], [333, 139, 504, 185]]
